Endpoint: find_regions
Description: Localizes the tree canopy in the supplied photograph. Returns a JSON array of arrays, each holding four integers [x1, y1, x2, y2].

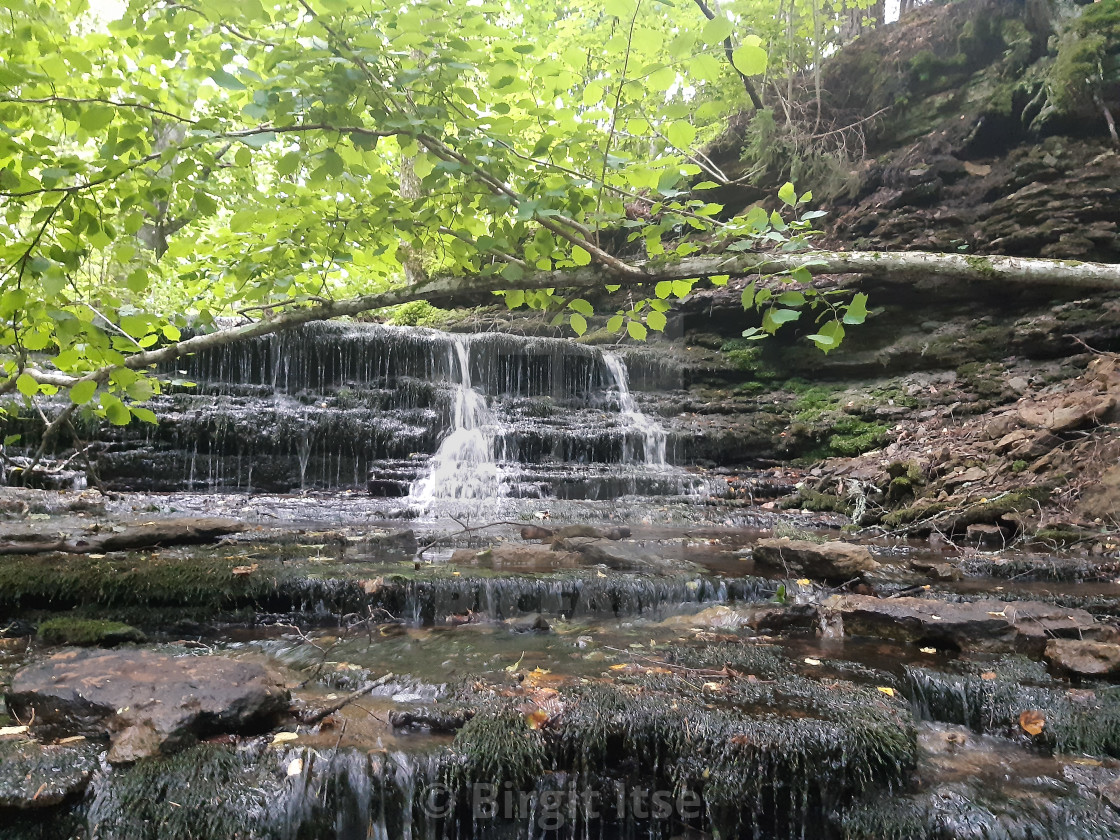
[[1, 0, 1117, 432]]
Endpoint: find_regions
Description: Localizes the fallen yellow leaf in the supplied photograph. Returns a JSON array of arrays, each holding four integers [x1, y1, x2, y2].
[[524, 708, 549, 730], [271, 732, 299, 745], [877, 687, 896, 697], [1019, 709, 1045, 736], [796, 579, 811, 586], [609, 663, 628, 671], [919, 647, 937, 654], [804, 658, 822, 666]]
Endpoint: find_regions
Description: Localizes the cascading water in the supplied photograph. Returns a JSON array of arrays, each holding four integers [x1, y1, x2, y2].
[[23, 322, 712, 499], [601, 351, 667, 468], [409, 335, 503, 501]]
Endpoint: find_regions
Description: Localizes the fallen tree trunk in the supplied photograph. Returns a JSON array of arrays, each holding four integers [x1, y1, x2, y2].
[[0, 517, 246, 554], [15, 249, 1120, 392]]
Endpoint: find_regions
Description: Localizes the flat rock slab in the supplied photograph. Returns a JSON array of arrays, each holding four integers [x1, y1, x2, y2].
[[1044, 639, 1120, 680], [827, 594, 1118, 654], [753, 538, 879, 582], [0, 517, 247, 554], [6, 649, 289, 762]]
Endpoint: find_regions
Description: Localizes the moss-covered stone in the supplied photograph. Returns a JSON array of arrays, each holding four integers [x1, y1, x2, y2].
[[37, 617, 145, 647], [903, 660, 1120, 758], [0, 739, 102, 809]]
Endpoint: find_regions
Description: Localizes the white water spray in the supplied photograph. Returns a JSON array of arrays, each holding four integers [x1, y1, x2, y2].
[[601, 352, 668, 468], [410, 335, 503, 500]]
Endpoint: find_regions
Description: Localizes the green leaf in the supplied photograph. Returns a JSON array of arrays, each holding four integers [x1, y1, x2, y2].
[[569, 312, 587, 336], [647, 310, 667, 332], [655, 281, 673, 299], [607, 314, 624, 333], [571, 246, 592, 266], [666, 121, 696, 149], [131, 406, 159, 424], [162, 324, 182, 341], [569, 298, 594, 317], [740, 280, 757, 310], [119, 315, 150, 338], [790, 266, 812, 284], [211, 68, 246, 90], [647, 66, 677, 91], [104, 398, 132, 426], [626, 320, 648, 341], [778, 291, 805, 306], [731, 44, 767, 76], [710, 275, 729, 286], [778, 182, 797, 206], [843, 293, 869, 325], [811, 319, 846, 353], [582, 81, 605, 106], [504, 289, 525, 309], [671, 279, 694, 298], [701, 17, 735, 45], [70, 379, 97, 405], [277, 151, 302, 177], [16, 374, 39, 397]]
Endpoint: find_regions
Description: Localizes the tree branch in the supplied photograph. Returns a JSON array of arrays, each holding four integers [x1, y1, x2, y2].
[[692, 0, 764, 110]]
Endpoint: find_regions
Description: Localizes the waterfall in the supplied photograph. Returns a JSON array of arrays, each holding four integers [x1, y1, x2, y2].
[[602, 352, 667, 468], [409, 335, 503, 500]]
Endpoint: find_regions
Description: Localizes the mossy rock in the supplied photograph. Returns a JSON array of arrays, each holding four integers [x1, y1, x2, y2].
[[902, 661, 1120, 758], [796, 489, 855, 516], [36, 617, 146, 647], [0, 738, 102, 809], [451, 645, 917, 838]]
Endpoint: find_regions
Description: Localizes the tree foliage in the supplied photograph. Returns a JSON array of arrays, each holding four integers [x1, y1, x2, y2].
[[0, 0, 1111, 434]]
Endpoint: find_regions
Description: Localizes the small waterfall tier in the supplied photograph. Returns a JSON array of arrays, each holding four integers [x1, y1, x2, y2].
[[85, 322, 705, 499]]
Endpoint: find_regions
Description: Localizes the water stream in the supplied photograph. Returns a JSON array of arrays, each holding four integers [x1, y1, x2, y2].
[[3, 324, 1119, 839]]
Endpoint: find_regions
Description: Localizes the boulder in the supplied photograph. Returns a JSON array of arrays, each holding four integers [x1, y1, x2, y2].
[[6, 649, 290, 762], [827, 594, 1118, 654], [1044, 639, 1120, 680], [752, 538, 879, 581]]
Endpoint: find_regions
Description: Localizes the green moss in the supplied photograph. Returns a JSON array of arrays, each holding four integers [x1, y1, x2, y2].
[[1045, 0, 1120, 115], [886, 477, 915, 506], [881, 501, 952, 529], [37, 617, 145, 647], [796, 490, 854, 516], [387, 299, 451, 327], [1011, 459, 1028, 473], [827, 417, 890, 457]]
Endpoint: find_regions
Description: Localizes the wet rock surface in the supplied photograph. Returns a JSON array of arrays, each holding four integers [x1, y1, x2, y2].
[[6, 649, 290, 761], [752, 537, 879, 581], [0, 738, 101, 809], [1045, 639, 1120, 681], [828, 594, 1118, 654]]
